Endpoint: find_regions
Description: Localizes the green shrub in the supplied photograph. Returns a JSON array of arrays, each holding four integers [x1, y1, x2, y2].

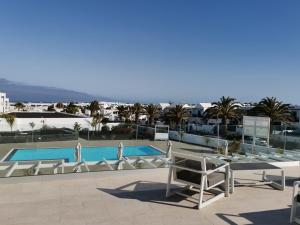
[[101, 125, 110, 133], [228, 140, 241, 154], [276, 148, 284, 154]]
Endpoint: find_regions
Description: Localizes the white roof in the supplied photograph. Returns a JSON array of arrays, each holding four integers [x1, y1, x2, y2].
[[169, 103, 191, 108], [158, 103, 170, 106], [198, 103, 212, 108], [157, 103, 170, 109], [194, 103, 212, 111]]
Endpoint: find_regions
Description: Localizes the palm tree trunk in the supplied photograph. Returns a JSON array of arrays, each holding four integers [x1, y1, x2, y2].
[[221, 117, 228, 138], [270, 122, 274, 135], [178, 119, 182, 132], [224, 116, 228, 137]]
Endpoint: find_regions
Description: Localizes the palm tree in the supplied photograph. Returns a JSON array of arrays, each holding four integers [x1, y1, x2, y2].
[[93, 114, 103, 132], [91, 117, 98, 133], [29, 122, 35, 141], [144, 104, 160, 126], [56, 102, 64, 109], [204, 96, 241, 135], [14, 102, 25, 111], [117, 106, 132, 123], [124, 109, 132, 124], [47, 104, 55, 111], [73, 122, 81, 132], [65, 102, 78, 114], [131, 103, 143, 124], [88, 101, 100, 116], [167, 105, 189, 129], [250, 97, 292, 132], [117, 105, 127, 121], [2, 114, 15, 132]]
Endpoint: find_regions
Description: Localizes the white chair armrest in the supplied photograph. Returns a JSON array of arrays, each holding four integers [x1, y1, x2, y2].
[[294, 181, 300, 187], [293, 181, 300, 201]]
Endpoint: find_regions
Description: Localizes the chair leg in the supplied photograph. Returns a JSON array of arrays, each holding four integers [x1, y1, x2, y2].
[[230, 170, 235, 194], [281, 170, 285, 191], [225, 166, 229, 197], [198, 176, 206, 209], [291, 182, 300, 223], [290, 200, 297, 223], [166, 166, 173, 198], [262, 171, 266, 181]]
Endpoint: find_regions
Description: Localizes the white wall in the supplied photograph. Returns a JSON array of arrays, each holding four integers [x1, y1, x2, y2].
[[0, 117, 93, 132], [0, 117, 123, 132]]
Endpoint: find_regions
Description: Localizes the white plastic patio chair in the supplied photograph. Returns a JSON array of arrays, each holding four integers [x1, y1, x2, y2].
[[166, 152, 229, 209], [290, 181, 300, 224]]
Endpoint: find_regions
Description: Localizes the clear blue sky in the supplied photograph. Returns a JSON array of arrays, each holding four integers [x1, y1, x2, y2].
[[0, 0, 299, 104]]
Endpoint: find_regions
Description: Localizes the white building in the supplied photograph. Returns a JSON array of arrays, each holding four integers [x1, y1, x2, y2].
[[189, 103, 212, 117], [0, 92, 9, 113], [163, 103, 192, 114], [100, 107, 119, 121], [157, 103, 170, 110], [14, 102, 52, 112]]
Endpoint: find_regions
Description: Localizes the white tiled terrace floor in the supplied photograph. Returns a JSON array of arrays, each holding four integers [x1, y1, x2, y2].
[[1, 167, 300, 225]]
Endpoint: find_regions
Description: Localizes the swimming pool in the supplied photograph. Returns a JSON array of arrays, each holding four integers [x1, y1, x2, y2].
[[3, 145, 163, 163]]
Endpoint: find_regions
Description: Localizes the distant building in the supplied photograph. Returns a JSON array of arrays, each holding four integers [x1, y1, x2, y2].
[[100, 107, 119, 121], [290, 105, 300, 129], [163, 103, 192, 114], [157, 103, 170, 110], [13, 102, 52, 112], [0, 92, 9, 113], [190, 103, 212, 117]]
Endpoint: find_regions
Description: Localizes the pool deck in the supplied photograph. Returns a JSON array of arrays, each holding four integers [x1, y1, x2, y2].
[[1, 167, 299, 225], [1, 140, 299, 224]]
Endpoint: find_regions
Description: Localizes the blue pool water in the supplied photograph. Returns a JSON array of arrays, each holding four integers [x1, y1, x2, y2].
[[5, 146, 162, 162]]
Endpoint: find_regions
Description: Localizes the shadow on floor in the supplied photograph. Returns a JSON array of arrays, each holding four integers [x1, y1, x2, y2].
[[217, 208, 291, 225], [235, 174, 299, 188], [97, 180, 198, 209], [258, 175, 299, 187]]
